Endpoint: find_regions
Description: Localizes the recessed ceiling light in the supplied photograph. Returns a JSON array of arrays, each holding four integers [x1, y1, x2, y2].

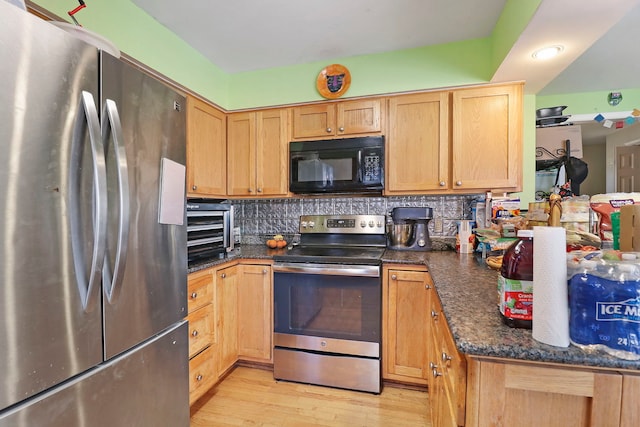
[[532, 45, 564, 60]]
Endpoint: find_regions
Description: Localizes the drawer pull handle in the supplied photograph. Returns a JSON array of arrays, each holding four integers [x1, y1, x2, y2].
[[431, 310, 438, 319], [442, 352, 452, 362], [263, 269, 268, 274], [192, 185, 197, 191], [391, 274, 397, 280], [191, 330, 198, 337], [425, 284, 431, 290], [221, 273, 226, 279], [439, 181, 445, 187], [326, 127, 332, 133], [429, 362, 437, 369], [190, 292, 198, 299], [455, 180, 462, 186], [432, 368, 442, 378], [196, 374, 203, 381]]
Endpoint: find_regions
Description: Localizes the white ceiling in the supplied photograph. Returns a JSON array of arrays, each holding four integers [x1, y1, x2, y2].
[[131, 0, 640, 97]]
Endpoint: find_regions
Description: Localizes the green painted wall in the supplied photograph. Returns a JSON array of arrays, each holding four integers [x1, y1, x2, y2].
[[32, 0, 230, 106], [537, 89, 640, 116], [490, 0, 542, 72], [229, 38, 492, 110], [31, 0, 538, 205]]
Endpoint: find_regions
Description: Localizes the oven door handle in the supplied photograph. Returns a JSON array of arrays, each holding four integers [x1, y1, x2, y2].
[[273, 262, 380, 278]]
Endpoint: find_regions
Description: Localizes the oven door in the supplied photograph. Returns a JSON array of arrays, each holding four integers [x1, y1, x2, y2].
[[273, 262, 381, 344]]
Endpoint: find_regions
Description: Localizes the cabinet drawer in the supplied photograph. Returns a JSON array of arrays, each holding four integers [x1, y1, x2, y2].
[[189, 346, 216, 405], [188, 304, 214, 358], [188, 270, 214, 314]]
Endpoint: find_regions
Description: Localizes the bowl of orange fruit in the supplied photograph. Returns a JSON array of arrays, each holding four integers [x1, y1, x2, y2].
[[266, 234, 287, 249]]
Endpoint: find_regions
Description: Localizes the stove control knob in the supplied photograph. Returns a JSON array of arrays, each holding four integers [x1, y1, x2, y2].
[[360, 221, 367, 228], [368, 220, 375, 228], [377, 220, 383, 228], [418, 239, 426, 247], [308, 221, 315, 228], [301, 221, 308, 228]]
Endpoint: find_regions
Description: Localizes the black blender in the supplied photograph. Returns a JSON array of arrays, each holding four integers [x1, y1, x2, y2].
[[386, 207, 433, 251]]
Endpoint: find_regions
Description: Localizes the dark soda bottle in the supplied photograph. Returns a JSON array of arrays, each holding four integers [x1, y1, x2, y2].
[[498, 229, 533, 328]]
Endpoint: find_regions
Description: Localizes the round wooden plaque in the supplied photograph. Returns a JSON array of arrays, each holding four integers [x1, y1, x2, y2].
[[316, 64, 351, 99]]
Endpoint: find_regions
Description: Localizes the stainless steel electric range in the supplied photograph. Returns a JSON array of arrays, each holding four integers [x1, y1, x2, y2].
[[272, 214, 386, 393]]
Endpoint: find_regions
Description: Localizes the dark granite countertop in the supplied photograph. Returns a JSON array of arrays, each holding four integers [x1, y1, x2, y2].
[[190, 245, 640, 372], [382, 250, 640, 372]]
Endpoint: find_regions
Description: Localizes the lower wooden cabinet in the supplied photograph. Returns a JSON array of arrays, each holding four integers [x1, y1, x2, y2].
[[465, 359, 625, 427], [188, 346, 216, 405], [187, 260, 274, 405], [382, 265, 432, 385], [621, 373, 640, 426], [429, 293, 466, 427], [186, 268, 215, 405], [215, 263, 239, 377], [237, 263, 273, 363]]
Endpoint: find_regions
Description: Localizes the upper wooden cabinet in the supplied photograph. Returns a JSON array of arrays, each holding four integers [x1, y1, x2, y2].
[[186, 96, 227, 197], [385, 83, 523, 195], [291, 99, 384, 140], [227, 109, 290, 197], [386, 92, 449, 194], [451, 84, 523, 192]]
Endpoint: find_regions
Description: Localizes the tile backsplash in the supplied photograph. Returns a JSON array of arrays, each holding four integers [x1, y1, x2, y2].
[[232, 194, 482, 244]]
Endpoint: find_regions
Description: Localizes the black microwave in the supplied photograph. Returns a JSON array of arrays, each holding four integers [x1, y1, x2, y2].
[[289, 136, 384, 194]]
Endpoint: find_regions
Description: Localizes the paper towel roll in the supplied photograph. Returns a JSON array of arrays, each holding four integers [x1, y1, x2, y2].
[[532, 226, 570, 347]]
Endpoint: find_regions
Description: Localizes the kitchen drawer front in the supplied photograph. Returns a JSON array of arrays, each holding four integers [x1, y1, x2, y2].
[[187, 304, 214, 358], [189, 346, 216, 405], [188, 269, 214, 314]]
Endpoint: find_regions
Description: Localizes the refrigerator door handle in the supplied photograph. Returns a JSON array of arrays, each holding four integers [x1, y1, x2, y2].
[[69, 90, 108, 311], [101, 99, 130, 303]]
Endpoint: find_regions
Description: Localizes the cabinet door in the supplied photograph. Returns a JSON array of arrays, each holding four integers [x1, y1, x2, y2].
[[237, 264, 273, 362], [468, 360, 623, 427], [186, 96, 227, 197], [256, 109, 289, 197], [187, 305, 213, 358], [383, 267, 431, 384], [188, 269, 214, 314], [386, 92, 450, 194], [227, 112, 256, 196], [439, 309, 466, 427], [451, 84, 523, 191], [188, 346, 215, 406], [621, 373, 640, 427], [336, 99, 383, 136], [292, 104, 336, 139], [215, 265, 238, 377]]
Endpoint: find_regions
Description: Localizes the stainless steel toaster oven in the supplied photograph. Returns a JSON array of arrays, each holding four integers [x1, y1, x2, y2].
[[186, 200, 234, 267]]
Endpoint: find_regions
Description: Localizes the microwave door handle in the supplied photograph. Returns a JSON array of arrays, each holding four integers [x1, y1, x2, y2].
[[356, 150, 363, 183], [69, 91, 108, 311], [101, 99, 130, 303]]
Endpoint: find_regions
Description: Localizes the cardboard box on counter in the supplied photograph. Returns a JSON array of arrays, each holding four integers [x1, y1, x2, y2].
[[620, 204, 640, 251]]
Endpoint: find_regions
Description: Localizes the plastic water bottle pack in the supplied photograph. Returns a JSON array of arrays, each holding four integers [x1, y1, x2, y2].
[[567, 250, 640, 360]]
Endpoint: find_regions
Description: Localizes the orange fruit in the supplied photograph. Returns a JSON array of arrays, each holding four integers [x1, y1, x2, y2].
[[276, 240, 287, 248], [266, 239, 277, 248]]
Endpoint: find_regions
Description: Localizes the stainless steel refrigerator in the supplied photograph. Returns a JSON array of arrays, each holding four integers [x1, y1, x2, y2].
[[0, 3, 189, 426]]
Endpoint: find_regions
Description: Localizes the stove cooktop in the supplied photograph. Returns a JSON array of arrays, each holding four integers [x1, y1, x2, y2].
[[273, 245, 385, 266]]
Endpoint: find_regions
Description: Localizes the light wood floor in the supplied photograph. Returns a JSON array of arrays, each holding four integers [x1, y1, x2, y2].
[[190, 366, 431, 427]]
